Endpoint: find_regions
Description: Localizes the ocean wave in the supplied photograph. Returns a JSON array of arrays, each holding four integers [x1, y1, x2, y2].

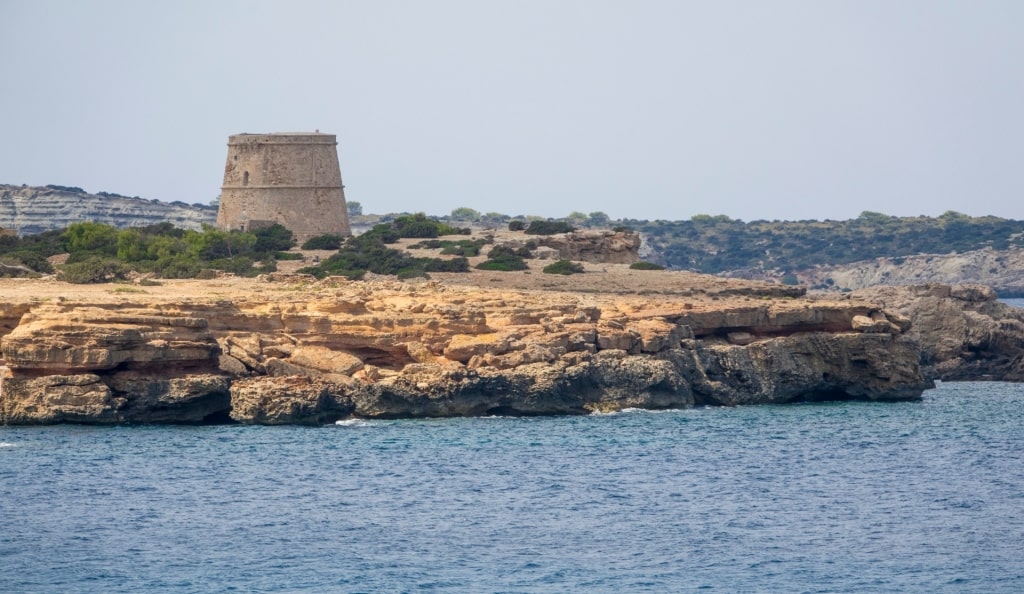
[[0, 442, 16, 448]]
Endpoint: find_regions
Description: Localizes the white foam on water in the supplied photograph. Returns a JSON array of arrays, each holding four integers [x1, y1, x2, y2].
[[0, 442, 16, 448], [334, 419, 374, 427], [592, 407, 691, 416]]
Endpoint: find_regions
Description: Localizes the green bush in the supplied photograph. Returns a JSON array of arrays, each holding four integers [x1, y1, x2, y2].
[[151, 255, 201, 278], [392, 213, 468, 238], [362, 224, 401, 243], [275, 251, 304, 260], [297, 231, 469, 280], [542, 260, 585, 275], [0, 257, 40, 277], [408, 240, 444, 250], [396, 267, 429, 280], [59, 256, 130, 284], [477, 260, 523, 271], [2, 222, 301, 281], [423, 257, 470, 272], [629, 261, 665, 270], [476, 246, 528, 271], [397, 220, 441, 238], [508, 220, 526, 231], [4, 250, 53, 273], [252, 223, 295, 254], [301, 234, 345, 250], [62, 221, 119, 255], [525, 220, 575, 235], [409, 238, 489, 257]]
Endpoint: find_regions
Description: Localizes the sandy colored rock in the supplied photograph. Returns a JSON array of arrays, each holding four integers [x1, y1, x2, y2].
[[288, 345, 364, 375], [0, 274, 933, 425]]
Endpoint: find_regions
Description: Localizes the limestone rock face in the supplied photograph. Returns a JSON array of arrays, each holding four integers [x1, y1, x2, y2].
[[0, 371, 231, 425], [536, 230, 642, 264], [695, 332, 926, 405], [852, 283, 1024, 381], [1, 305, 218, 372], [0, 279, 930, 425], [105, 372, 231, 423], [0, 304, 227, 424], [0, 184, 215, 235], [229, 376, 354, 425], [800, 247, 1024, 297], [0, 374, 118, 424]]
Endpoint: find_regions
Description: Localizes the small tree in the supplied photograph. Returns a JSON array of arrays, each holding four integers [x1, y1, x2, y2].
[[588, 211, 610, 227], [564, 211, 589, 227], [62, 222, 119, 256], [450, 207, 481, 221]]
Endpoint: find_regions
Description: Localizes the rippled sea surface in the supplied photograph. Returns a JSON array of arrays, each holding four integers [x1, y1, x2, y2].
[[2, 381, 1023, 593]]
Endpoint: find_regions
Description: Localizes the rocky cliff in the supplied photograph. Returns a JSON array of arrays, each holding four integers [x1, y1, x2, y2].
[[478, 228, 641, 264], [0, 185, 216, 235], [851, 284, 1024, 381], [535, 230, 641, 264], [800, 248, 1024, 297], [0, 275, 929, 425]]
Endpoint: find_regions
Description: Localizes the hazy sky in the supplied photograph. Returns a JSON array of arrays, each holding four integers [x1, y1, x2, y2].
[[2, 1, 1022, 221]]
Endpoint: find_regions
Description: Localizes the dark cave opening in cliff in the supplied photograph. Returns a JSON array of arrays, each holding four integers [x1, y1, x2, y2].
[[200, 408, 236, 424], [791, 390, 859, 403]]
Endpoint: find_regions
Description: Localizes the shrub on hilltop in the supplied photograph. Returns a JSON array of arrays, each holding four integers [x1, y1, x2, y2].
[[525, 220, 575, 235]]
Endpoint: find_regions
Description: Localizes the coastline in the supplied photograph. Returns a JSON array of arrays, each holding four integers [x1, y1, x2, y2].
[[0, 270, 933, 425]]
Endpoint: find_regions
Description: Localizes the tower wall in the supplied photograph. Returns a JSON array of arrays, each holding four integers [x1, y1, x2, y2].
[[218, 132, 351, 241]]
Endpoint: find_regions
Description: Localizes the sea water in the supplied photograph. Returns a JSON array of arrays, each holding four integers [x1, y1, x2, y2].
[[2, 381, 1022, 593]]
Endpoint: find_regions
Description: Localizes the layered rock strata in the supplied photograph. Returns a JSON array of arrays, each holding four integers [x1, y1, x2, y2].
[[0, 184, 216, 235], [851, 284, 1024, 381], [800, 248, 1024, 297], [0, 279, 929, 425]]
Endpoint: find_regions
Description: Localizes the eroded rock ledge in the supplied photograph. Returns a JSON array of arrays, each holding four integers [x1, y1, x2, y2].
[[0, 278, 929, 425], [851, 283, 1024, 381]]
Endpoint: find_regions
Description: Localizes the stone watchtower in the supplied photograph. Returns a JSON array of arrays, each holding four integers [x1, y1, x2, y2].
[[218, 132, 351, 240]]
